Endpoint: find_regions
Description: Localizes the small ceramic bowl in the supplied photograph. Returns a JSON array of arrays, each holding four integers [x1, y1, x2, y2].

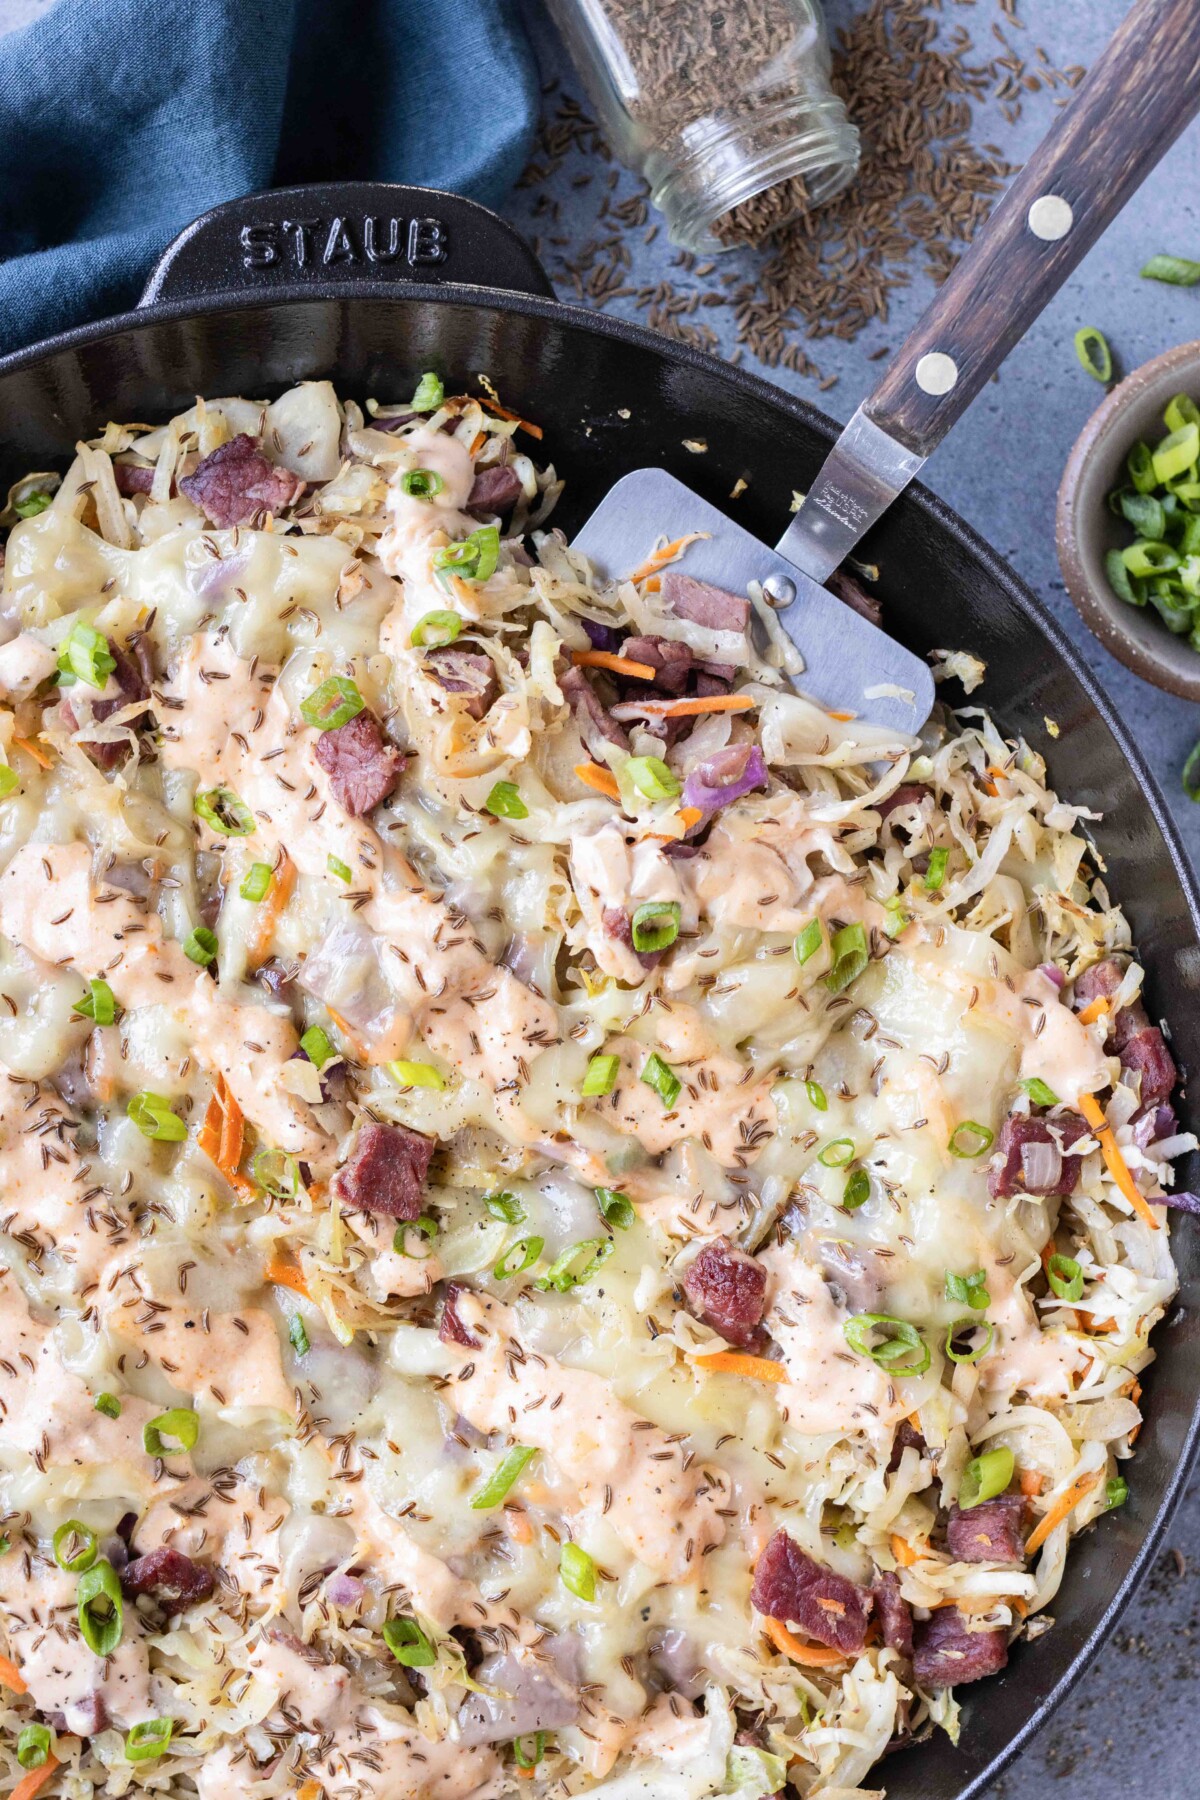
[[1057, 337, 1200, 700]]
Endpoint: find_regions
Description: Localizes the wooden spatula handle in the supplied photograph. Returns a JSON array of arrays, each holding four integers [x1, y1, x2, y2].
[[864, 0, 1200, 459]]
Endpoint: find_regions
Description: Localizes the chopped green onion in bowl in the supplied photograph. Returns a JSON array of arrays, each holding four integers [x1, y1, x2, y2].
[[1105, 392, 1200, 653]]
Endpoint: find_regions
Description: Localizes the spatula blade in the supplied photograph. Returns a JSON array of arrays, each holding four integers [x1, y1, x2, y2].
[[573, 470, 934, 736]]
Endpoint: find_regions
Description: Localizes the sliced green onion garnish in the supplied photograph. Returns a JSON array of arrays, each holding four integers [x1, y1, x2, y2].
[[1019, 1077, 1060, 1106], [1074, 325, 1112, 384], [143, 1407, 199, 1457], [395, 1214, 439, 1257], [182, 925, 218, 966], [817, 1137, 855, 1168], [924, 847, 949, 891], [57, 619, 115, 690], [484, 1191, 524, 1224], [1046, 1253, 1084, 1302], [945, 1270, 990, 1311], [289, 1314, 310, 1355], [640, 1052, 681, 1107], [958, 1446, 1014, 1510], [431, 524, 500, 585], [825, 922, 868, 994], [805, 1079, 827, 1111], [301, 675, 365, 732], [328, 853, 352, 881], [944, 1318, 995, 1364], [1152, 423, 1199, 486], [95, 1392, 121, 1419], [240, 861, 273, 902], [253, 1147, 301, 1198], [14, 491, 51, 519], [1106, 546, 1144, 607], [485, 780, 528, 820], [386, 1058, 446, 1090], [126, 1718, 173, 1763], [581, 1053, 620, 1097], [77, 1558, 123, 1655], [127, 1091, 187, 1142], [1122, 539, 1179, 578], [401, 468, 445, 499], [493, 1235, 544, 1280], [883, 895, 908, 938], [383, 1613, 437, 1666], [411, 609, 462, 648], [843, 1313, 930, 1376], [411, 371, 445, 412], [596, 1187, 634, 1229], [470, 1444, 537, 1510], [1141, 253, 1200, 286], [194, 785, 255, 837], [73, 977, 118, 1025], [300, 1025, 334, 1068], [843, 1169, 870, 1212], [1165, 394, 1200, 434], [535, 1237, 613, 1293], [793, 917, 824, 964], [513, 1731, 546, 1770], [631, 899, 680, 952], [626, 755, 680, 801], [17, 1723, 50, 1769], [948, 1120, 994, 1158], [1128, 440, 1158, 493], [0, 766, 18, 800], [559, 1540, 596, 1601], [1106, 1475, 1129, 1509], [53, 1519, 98, 1573]]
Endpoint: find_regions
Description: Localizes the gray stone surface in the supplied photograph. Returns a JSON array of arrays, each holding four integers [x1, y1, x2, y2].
[[503, 3, 1200, 1796]]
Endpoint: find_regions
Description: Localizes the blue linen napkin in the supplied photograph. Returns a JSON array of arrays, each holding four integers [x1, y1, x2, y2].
[[0, 0, 538, 355]]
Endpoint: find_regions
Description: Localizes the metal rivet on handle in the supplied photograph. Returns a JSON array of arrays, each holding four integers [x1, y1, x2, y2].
[[763, 573, 796, 608], [1027, 195, 1074, 241], [915, 352, 958, 396]]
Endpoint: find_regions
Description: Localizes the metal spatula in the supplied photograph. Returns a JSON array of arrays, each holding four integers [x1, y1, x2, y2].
[[575, 0, 1200, 736]]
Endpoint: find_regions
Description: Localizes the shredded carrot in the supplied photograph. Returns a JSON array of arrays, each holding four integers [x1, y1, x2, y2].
[[1077, 995, 1111, 1026], [574, 761, 620, 801], [643, 575, 662, 592], [571, 651, 658, 680], [827, 709, 857, 722], [478, 396, 543, 439], [297, 1786, 322, 1800], [625, 693, 757, 720], [890, 1533, 919, 1567], [1077, 1093, 1160, 1231], [516, 1766, 537, 1781], [504, 1507, 534, 1546], [1025, 1470, 1100, 1556], [693, 1351, 788, 1383], [625, 532, 709, 586], [250, 850, 296, 965], [0, 1651, 26, 1694], [265, 1256, 309, 1298], [1012, 1596, 1030, 1618], [678, 807, 703, 829], [12, 735, 51, 769], [1019, 1469, 1045, 1498], [12, 1758, 59, 1800], [764, 1618, 847, 1668], [468, 431, 487, 456], [198, 1073, 255, 1200]]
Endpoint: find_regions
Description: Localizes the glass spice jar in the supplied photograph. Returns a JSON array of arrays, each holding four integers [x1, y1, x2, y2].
[[542, 0, 860, 253]]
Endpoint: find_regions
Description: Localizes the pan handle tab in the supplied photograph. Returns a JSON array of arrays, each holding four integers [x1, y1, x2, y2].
[[863, 0, 1200, 460], [139, 182, 552, 308]]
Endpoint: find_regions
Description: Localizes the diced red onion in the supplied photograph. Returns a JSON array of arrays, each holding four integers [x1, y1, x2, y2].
[[1134, 1104, 1177, 1149], [1020, 1140, 1062, 1190], [681, 744, 767, 818], [582, 618, 622, 653], [1038, 962, 1066, 990], [1151, 1190, 1200, 1214], [325, 1572, 365, 1606]]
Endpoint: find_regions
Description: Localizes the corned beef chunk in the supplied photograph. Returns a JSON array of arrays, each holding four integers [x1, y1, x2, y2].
[[425, 647, 499, 720], [826, 567, 884, 627], [334, 1121, 434, 1219], [179, 433, 303, 527], [440, 1282, 480, 1349], [467, 464, 523, 517], [987, 1111, 1089, 1199], [872, 1570, 914, 1656], [682, 1237, 767, 1349], [122, 1547, 214, 1614], [912, 1606, 1008, 1687], [660, 570, 750, 633], [946, 1495, 1027, 1565], [314, 710, 403, 815], [751, 1530, 873, 1654]]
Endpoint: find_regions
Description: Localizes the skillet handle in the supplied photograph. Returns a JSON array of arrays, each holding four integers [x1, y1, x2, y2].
[[139, 181, 553, 307], [863, 0, 1200, 458]]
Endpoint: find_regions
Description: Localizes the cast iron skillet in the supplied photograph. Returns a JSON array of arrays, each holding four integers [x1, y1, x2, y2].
[[1, 181, 1198, 1799]]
